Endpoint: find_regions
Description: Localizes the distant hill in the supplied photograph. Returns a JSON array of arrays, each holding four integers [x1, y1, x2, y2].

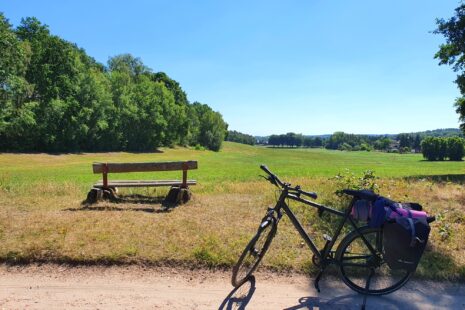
[[404, 128, 462, 138]]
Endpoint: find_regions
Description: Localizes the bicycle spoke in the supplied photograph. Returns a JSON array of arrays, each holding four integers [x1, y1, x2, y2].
[[341, 254, 372, 260]]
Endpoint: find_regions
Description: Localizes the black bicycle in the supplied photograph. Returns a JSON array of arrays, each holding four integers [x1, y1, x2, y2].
[[231, 165, 434, 295]]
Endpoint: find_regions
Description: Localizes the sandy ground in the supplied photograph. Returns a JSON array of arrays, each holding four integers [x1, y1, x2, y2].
[[0, 265, 464, 310]]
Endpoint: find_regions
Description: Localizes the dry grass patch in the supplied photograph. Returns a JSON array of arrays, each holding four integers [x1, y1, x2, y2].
[[0, 177, 464, 280]]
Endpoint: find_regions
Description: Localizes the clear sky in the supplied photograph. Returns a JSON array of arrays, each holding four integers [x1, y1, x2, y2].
[[1, 1, 462, 135]]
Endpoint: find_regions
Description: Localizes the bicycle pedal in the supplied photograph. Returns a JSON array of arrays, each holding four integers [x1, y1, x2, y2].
[[323, 234, 332, 242]]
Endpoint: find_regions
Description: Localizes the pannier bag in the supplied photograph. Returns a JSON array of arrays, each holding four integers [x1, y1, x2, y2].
[[383, 216, 431, 271], [351, 199, 372, 222], [349, 194, 432, 272], [368, 197, 427, 228]]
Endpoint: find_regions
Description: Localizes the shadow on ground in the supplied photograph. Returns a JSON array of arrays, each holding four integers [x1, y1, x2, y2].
[[67, 194, 177, 213], [220, 274, 465, 310], [404, 174, 465, 184], [292, 276, 465, 310], [219, 277, 256, 310]]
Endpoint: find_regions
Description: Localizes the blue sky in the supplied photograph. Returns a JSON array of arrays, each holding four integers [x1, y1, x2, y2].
[[2, 0, 462, 135]]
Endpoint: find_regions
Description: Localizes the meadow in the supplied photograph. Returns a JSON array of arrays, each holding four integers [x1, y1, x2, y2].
[[0, 142, 464, 280]]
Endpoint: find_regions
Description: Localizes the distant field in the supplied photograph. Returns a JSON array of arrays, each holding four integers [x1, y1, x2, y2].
[[0, 142, 464, 280], [2, 142, 465, 190]]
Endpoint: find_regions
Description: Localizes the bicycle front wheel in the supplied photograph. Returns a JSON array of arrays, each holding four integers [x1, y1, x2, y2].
[[336, 226, 412, 295], [231, 217, 276, 287]]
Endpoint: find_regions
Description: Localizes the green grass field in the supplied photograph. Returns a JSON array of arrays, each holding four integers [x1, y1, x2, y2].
[[0, 142, 464, 280], [2, 142, 465, 190]]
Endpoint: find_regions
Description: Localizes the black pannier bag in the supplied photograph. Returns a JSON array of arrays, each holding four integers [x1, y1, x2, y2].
[[383, 217, 431, 272]]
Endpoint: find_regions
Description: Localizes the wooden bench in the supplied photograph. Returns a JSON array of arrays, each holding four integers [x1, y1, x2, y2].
[[87, 161, 198, 204]]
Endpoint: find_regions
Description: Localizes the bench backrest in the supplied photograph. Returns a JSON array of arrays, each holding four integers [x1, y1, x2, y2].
[[92, 161, 198, 174]]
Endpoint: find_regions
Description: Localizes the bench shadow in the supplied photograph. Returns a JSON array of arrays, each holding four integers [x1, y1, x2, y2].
[[219, 276, 256, 310], [68, 194, 177, 213], [403, 174, 465, 184]]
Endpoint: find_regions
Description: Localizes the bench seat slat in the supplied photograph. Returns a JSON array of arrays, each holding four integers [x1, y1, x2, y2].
[[93, 180, 197, 188]]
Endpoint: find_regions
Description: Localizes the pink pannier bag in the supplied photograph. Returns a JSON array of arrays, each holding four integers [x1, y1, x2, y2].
[[386, 202, 427, 219]]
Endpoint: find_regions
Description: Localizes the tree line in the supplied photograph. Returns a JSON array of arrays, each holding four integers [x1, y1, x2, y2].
[[264, 130, 464, 158], [225, 130, 256, 145], [0, 14, 227, 152], [267, 132, 384, 151], [268, 133, 323, 148]]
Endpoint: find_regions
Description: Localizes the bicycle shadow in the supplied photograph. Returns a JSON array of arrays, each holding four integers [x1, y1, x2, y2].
[[284, 276, 465, 310], [284, 295, 365, 310], [218, 276, 256, 310]]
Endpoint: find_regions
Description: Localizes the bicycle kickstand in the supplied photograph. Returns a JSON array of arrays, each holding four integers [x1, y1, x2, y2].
[[314, 267, 325, 293]]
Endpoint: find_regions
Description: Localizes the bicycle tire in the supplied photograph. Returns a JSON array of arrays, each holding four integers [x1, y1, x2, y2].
[[231, 217, 276, 287], [336, 226, 412, 295]]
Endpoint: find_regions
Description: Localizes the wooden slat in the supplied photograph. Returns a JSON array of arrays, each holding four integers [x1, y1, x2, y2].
[[92, 161, 198, 174], [93, 180, 197, 188]]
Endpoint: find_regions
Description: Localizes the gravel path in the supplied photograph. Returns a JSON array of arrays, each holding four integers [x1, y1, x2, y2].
[[0, 265, 464, 309]]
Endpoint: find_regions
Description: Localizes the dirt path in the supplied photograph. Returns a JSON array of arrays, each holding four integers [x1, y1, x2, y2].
[[0, 265, 464, 310]]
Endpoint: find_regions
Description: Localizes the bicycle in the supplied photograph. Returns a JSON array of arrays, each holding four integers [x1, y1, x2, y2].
[[231, 165, 435, 295]]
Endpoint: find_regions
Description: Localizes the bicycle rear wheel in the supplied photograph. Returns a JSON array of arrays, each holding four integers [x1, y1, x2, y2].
[[231, 217, 276, 287], [336, 226, 412, 295]]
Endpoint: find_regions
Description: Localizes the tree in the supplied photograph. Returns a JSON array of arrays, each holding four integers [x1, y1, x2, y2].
[[189, 102, 228, 151], [421, 137, 439, 161], [446, 137, 465, 160], [303, 137, 314, 147], [0, 13, 35, 151], [421, 137, 450, 161], [226, 130, 255, 145], [374, 137, 391, 151], [413, 134, 421, 152], [435, 5, 465, 133], [313, 137, 323, 147]]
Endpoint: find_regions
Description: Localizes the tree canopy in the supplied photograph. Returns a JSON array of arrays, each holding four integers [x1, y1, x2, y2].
[[435, 5, 465, 133], [0, 13, 227, 152]]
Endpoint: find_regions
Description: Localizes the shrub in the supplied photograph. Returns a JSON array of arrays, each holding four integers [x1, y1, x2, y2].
[[421, 137, 441, 160], [447, 137, 465, 161], [333, 169, 379, 193], [422, 136, 465, 161]]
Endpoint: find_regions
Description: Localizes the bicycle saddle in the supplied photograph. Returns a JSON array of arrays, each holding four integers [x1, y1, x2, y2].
[[342, 189, 378, 201]]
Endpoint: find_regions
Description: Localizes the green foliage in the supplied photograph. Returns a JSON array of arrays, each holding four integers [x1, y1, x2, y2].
[[435, 6, 465, 133], [360, 143, 372, 151], [225, 130, 255, 145], [447, 137, 465, 161], [268, 132, 303, 147], [339, 142, 352, 151], [421, 137, 442, 161], [0, 13, 227, 152], [421, 137, 465, 161], [189, 102, 228, 151], [333, 169, 379, 194]]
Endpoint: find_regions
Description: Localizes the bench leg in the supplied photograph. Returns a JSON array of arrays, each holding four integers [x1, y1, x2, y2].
[[165, 186, 192, 205], [86, 187, 103, 204]]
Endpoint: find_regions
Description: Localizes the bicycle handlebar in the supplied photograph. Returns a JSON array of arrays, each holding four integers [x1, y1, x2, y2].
[[299, 188, 318, 200], [260, 165, 318, 199]]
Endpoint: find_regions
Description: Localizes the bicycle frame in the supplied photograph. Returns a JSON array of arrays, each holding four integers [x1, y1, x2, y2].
[[271, 188, 379, 267]]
